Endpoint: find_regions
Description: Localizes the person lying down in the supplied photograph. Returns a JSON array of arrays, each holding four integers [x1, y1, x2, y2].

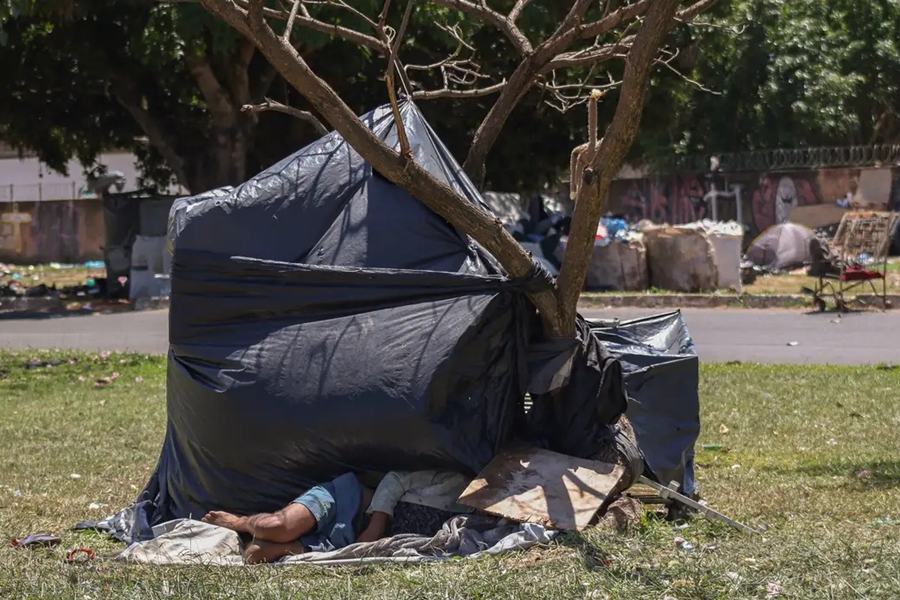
[[202, 470, 469, 564]]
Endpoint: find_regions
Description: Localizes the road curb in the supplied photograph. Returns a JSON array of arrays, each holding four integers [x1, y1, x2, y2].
[[2, 292, 898, 316], [578, 292, 899, 310]]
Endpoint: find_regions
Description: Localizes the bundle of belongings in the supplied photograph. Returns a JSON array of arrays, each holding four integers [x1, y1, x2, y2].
[[77, 102, 701, 566]]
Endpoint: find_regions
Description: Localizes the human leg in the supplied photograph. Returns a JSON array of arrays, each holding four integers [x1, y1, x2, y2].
[[202, 502, 317, 544]]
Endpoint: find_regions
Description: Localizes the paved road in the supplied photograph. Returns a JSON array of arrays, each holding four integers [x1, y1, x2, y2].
[[1, 308, 898, 365]]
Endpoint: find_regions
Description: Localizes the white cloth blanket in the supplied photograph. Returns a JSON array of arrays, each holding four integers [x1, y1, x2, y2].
[[116, 515, 557, 566]]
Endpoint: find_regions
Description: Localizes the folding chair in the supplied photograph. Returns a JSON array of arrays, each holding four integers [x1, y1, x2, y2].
[[808, 212, 898, 312]]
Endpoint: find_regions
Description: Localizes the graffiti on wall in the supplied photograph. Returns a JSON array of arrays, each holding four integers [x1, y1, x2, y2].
[[750, 175, 817, 232], [0, 198, 102, 263], [610, 166, 896, 237], [619, 175, 713, 225]]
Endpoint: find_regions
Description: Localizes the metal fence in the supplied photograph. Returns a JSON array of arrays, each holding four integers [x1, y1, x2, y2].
[[0, 182, 94, 202], [653, 144, 900, 174]]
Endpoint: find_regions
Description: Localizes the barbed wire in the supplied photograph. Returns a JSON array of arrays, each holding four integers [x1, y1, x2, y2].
[[652, 144, 900, 174]]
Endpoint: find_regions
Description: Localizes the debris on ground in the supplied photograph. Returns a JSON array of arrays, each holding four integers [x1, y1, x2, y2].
[[1, 262, 107, 300], [596, 496, 643, 532], [10, 534, 61, 548]]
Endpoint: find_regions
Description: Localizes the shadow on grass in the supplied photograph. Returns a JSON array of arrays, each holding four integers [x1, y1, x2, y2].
[[775, 460, 900, 490]]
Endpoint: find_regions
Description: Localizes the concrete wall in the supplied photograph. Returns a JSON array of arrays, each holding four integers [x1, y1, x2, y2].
[[0, 199, 104, 264], [0, 151, 145, 202], [607, 166, 900, 239]]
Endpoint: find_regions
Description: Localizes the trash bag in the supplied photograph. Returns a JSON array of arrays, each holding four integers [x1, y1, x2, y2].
[[590, 311, 700, 495]]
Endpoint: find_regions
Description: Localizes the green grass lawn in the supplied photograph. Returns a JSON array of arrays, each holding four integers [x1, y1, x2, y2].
[[1, 351, 899, 599]]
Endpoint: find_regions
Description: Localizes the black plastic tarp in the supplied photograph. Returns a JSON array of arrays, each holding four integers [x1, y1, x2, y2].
[[103, 101, 631, 541], [591, 311, 700, 495], [94, 102, 702, 544]]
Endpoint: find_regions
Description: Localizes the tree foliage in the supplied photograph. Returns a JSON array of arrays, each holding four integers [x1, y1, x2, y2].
[[0, 0, 594, 192], [636, 0, 900, 162]]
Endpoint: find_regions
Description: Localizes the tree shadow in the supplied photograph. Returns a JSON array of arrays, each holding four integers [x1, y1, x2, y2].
[[773, 460, 900, 490]]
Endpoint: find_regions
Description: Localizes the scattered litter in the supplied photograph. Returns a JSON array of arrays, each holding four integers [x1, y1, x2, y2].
[[786, 341, 799, 347], [10, 534, 61, 548], [70, 473, 82, 479], [672, 523, 689, 531], [88, 502, 106, 511], [65, 548, 96, 564], [873, 517, 900, 526], [826, 439, 838, 446], [766, 582, 784, 598], [760, 392, 773, 398], [724, 572, 741, 582], [731, 464, 741, 470], [701, 444, 725, 452], [718, 424, 730, 434], [13, 490, 22, 497], [857, 469, 871, 479], [24, 360, 64, 369], [702, 544, 718, 552]]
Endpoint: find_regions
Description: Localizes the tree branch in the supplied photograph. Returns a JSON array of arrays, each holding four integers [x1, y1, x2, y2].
[[241, 97, 328, 134], [429, 0, 532, 55], [508, 0, 532, 23], [555, 0, 684, 333], [165, 0, 386, 51], [577, 0, 651, 40], [412, 81, 506, 100], [230, 38, 256, 108], [108, 69, 191, 190], [282, 0, 301, 40], [200, 0, 563, 333], [186, 51, 238, 129]]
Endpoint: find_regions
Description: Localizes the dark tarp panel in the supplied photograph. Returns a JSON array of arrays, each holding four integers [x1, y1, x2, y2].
[[102, 192, 142, 297], [94, 101, 634, 543], [590, 311, 700, 495]]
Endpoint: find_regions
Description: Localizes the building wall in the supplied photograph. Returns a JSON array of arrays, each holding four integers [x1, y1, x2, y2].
[[0, 199, 104, 263], [607, 166, 899, 239], [0, 152, 145, 202]]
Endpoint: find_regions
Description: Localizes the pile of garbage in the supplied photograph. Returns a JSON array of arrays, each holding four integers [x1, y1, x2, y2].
[[486, 194, 746, 293], [0, 261, 108, 301]]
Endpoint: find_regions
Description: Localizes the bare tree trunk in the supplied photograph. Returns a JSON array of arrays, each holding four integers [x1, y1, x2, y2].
[[555, 0, 683, 335]]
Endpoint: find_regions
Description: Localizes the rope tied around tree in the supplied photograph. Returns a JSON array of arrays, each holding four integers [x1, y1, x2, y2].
[[569, 89, 606, 200]]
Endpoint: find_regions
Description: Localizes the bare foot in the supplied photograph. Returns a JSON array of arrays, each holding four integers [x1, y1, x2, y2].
[[244, 539, 305, 564], [201, 510, 247, 532]]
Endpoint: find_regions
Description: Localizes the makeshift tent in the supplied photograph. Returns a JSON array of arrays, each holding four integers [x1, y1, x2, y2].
[[747, 222, 815, 271], [591, 312, 700, 495], [93, 102, 702, 543]]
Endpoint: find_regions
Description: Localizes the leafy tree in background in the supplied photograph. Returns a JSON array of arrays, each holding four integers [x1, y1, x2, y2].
[[636, 0, 900, 163], [0, 0, 593, 192]]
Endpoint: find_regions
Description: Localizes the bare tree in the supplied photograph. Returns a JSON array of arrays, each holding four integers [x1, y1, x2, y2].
[[189, 0, 716, 337]]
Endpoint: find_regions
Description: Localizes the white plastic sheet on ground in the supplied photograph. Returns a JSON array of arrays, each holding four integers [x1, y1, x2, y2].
[[115, 517, 557, 567]]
